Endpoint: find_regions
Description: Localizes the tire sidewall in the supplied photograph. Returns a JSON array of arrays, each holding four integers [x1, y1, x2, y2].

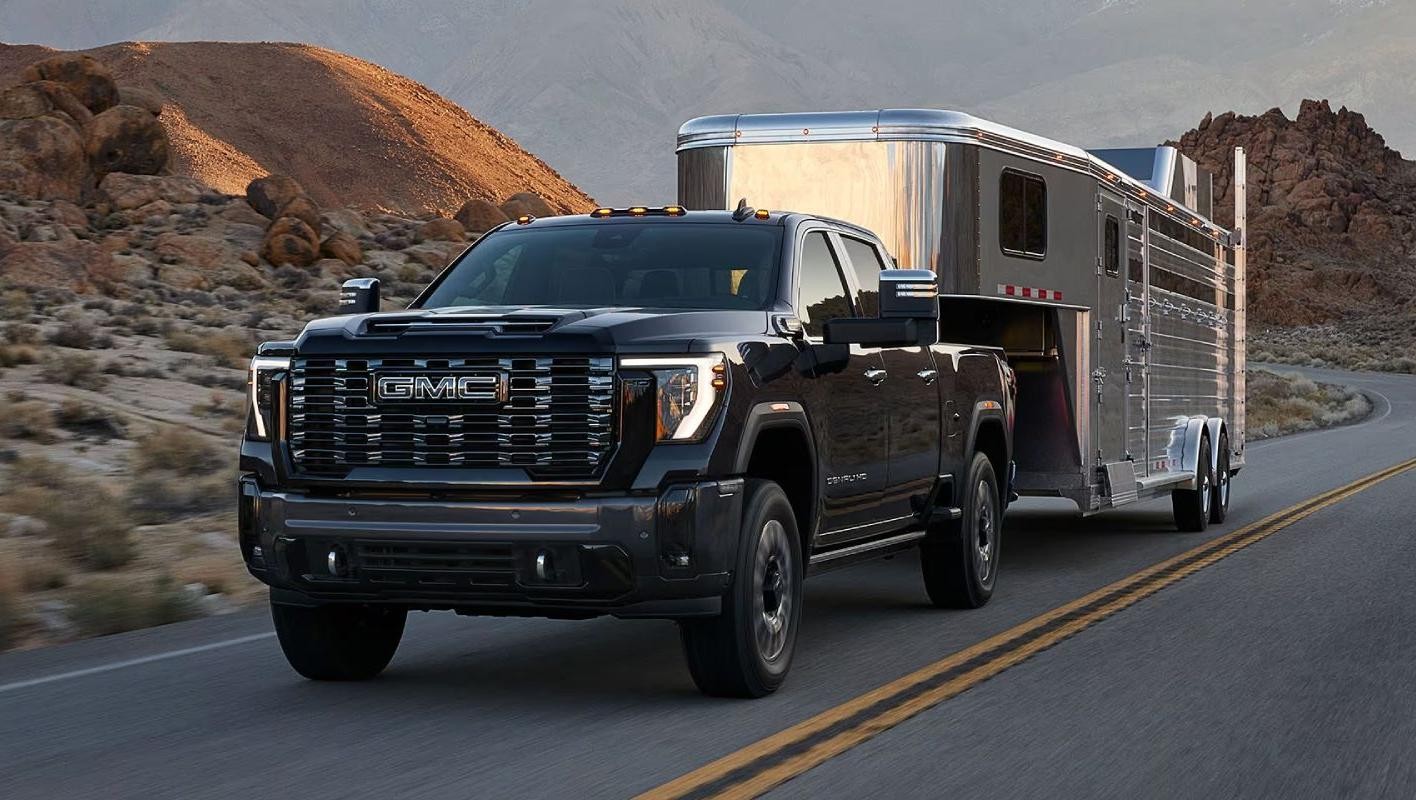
[[732, 482, 803, 689], [963, 453, 1001, 599]]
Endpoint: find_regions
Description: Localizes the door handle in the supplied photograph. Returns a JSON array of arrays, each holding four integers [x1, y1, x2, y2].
[[863, 368, 887, 385], [916, 369, 938, 385]]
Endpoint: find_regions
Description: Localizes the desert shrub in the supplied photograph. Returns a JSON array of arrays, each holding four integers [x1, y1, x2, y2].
[[67, 574, 198, 637], [3, 456, 136, 570], [0, 397, 55, 442], [1246, 369, 1372, 440], [132, 426, 223, 475], [181, 366, 246, 390], [0, 542, 71, 592], [0, 557, 22, 650], [164, 328, 253, 369], [2, 323, 39, 344], [55, 399, 127, 439], [40, 352, 108, 390], [0, 344, 38, 367], [47, 319, 112, 350]]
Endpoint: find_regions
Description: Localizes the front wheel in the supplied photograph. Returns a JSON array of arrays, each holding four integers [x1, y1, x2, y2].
[[920, 451, 1001, 609], [271, 598, 406, 681], [680, 479, 803, 698]]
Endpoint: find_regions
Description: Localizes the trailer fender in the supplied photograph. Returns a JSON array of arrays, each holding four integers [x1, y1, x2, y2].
[[1172, 416, 1212, 490]]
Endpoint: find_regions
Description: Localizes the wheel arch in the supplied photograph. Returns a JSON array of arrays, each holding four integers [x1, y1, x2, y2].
[[734, 402, 818, 550]]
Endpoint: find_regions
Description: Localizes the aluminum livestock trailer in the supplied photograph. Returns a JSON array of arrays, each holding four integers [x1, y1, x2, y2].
[[677, 110, 1246, 530]]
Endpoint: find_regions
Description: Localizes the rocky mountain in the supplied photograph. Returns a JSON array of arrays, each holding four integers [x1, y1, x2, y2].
[[3, 0, 1414, 203], [0, 40, 594, 216], [1173, 99, 1416, 328]]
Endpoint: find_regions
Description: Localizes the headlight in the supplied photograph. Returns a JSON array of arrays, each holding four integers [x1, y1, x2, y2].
[[619, 354, 727, 442], [247, 355, 290, 441]]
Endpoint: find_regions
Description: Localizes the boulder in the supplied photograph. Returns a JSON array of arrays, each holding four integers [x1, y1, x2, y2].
[[276, 195, 321, 233], [245, 175, 305, 219], [153, 231, 232, 269], [319, 231, 362, 266], [261, 216, 321, 267], [98, 172, 160, 210], [0, 117, 88, 201], [405, 242, 462, 269], [499, 191, 554, 220], [0, 239, 113, 291], [86, 105, 170, 177], [26, 81, 94, 130], [454, 198, 509, 233], [320, 208, 369, 238], [21, 54, 120, 113], [0, 84, 53, 119], [416, 217, 465, 242], [118, 86, 165, 117], [217, 201, 272, 227]]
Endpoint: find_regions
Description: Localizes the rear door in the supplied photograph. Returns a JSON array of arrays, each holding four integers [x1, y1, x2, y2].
[[837, 233, 941, 525], [794, 229, 890, 542]]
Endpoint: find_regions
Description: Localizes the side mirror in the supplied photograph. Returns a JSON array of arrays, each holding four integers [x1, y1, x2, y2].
[[879, 269, 939, 323], [339, 278, 380, 314]]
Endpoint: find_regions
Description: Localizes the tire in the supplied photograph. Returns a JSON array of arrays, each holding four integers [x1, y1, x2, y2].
[[1209, 431, 1231, 525], [920, 451, 1001, 609], [1171, 434, 1213, 532], [679, 479, 803, 698], [271, 597, 407, 681]]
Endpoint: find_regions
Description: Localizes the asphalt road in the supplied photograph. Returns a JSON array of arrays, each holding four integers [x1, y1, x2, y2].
[[2, 365, 1413, 799]]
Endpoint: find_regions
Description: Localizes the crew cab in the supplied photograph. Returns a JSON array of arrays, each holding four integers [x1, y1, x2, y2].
[[239, 204, 1016, 697]]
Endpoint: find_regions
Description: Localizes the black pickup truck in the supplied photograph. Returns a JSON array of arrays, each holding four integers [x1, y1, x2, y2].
[[239, 205, 1015, 697]]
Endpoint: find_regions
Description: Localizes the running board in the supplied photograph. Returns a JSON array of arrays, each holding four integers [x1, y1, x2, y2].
[[808, 530, 928, 575]]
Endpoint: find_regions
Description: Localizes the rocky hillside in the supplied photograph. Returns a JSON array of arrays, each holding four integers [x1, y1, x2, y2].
[[0, 41, 595, 215], [1172, 99, 1416, 328], [0, 50, 582, 651]]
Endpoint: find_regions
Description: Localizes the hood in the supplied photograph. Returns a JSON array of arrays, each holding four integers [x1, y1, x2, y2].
[[292, 305, 771, 356]]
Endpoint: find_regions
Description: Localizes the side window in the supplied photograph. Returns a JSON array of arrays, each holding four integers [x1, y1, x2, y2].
[[840, 236, 885, 317], [797, 231, 854, 337], [1104, 215, 1120, 276], [1000, 170, 1047, 258]]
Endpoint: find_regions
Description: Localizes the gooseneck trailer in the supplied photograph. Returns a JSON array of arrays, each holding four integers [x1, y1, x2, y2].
[[678, 109, 1246, 529]]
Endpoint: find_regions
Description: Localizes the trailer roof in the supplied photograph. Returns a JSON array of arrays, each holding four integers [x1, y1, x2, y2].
[[677, 109, 1232, 238]]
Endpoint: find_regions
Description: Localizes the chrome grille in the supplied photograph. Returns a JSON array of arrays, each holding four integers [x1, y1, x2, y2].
[[288, 356, 616, 476]]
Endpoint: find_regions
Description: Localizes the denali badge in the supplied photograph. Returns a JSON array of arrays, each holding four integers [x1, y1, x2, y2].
[[374, 373, 508, 404]]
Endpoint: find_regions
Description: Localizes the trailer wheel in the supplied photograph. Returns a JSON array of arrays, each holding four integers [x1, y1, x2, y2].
[[1171, 434, 1212, 532], [679, 479, 803, 698], [920, 451, 1000, 609], [1209, 431, 1231, 524], [271, 598, 406, 681]]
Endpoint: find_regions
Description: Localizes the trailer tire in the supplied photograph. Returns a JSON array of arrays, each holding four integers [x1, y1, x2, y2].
[[1209, 431, 1232, 524], [920, 451, 1000, 609], [271, 598, 406, 681], [679, 479, 803, 698], [1171, 434, 1213, 532]]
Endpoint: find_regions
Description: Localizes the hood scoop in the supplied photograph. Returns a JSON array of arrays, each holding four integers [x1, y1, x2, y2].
[[361, 312, 565, 337]]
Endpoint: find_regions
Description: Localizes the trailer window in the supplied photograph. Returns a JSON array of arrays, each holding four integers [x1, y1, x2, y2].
[[1000, 170, 1047, 258], [1104, 215, 1120, 276], [840, 236, 885, 317], [798, 231, 854, 338]]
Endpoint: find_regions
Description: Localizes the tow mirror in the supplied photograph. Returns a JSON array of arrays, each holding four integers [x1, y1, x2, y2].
[[339, 278, 380, 314], [878, 269, 939, 322]]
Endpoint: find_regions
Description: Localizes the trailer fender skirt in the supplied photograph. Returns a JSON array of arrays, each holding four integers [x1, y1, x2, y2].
[[1173, 417, 1211, 490]]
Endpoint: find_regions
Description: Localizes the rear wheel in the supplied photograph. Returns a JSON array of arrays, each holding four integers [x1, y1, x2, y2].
[[1171, 434, 1213, 532], [271, 598, 406, 681], [1209, 431, 1232, 524], [920, 452, 1000, 609], [680, 479, 803, 698]]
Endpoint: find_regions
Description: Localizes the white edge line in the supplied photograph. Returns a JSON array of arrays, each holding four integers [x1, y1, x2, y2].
[[0, 632, 275, 695]]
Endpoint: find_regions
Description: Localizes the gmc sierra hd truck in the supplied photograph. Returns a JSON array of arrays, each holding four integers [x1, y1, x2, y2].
[[239, 204, 1015, 697]]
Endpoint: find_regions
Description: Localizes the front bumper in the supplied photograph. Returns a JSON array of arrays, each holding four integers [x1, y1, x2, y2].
[[238, 476, 741, 619]]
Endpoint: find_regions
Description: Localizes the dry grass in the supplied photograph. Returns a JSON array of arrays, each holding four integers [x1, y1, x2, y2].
[[67, 574, 198, 637], [0, 555, 22, 651], [0, 396, 55, 442], [1247, 369, 1372, 440], [40, 351, 109, 390], [164, 328, 255, 369], [2, 456, 136, 570]]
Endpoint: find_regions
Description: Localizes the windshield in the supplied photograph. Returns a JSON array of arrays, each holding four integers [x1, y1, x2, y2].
[[418, 222, 782, 310]]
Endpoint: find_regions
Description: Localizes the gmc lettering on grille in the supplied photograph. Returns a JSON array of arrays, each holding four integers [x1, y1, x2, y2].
[[374, 373, 507, 404]]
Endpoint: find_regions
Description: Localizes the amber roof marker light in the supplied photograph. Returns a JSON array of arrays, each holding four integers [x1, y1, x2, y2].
[[587, 206, 691, 219]]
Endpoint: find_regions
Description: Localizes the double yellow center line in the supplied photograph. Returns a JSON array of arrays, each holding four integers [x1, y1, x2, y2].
[[640, 456, 1416, 800]]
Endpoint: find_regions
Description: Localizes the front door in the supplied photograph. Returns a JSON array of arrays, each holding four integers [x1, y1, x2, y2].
[[795, 229, 888, 541]]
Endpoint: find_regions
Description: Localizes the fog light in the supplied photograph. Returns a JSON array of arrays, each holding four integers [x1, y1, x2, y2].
[[327, 545, 349, 577]]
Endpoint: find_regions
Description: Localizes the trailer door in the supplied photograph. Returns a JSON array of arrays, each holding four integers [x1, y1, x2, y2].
[[1092, 192, 1131, 482]]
